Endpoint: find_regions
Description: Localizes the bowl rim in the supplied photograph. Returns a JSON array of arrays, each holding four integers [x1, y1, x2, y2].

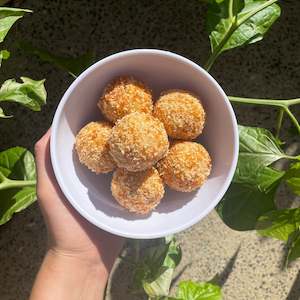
[[50, 49, 239, 239]]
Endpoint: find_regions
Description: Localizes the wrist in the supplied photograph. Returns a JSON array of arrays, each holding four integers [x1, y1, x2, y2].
[[46, 247, 109, 280], [30, 248, 109, 300], [48, 240, 109, 268], [40, 249, 109, 300]]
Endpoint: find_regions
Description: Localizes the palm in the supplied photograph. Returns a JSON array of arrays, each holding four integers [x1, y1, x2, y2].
[[35, 131, 124, 268]]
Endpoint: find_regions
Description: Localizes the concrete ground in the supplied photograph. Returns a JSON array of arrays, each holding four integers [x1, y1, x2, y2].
[[0, 0, 300, 299]]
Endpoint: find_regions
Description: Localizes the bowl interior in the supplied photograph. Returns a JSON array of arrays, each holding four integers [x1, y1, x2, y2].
[[51, 50, 238, 239]]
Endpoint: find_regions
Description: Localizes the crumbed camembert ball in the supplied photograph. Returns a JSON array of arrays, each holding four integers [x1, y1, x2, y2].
[[75, 121, 115, 173], [98, 76, 153, 123], [154, 90, 205, 140], [111, 167, 164, 214], [158, 141, 211, 192], [109, 112, 169, 172]]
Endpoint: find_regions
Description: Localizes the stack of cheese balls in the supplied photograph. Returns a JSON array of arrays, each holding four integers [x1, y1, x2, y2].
[[75, 76, 212, 215]]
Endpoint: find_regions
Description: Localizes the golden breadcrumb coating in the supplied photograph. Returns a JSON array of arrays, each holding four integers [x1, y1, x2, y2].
[[75, 121, 116, 173], [111, 167, 164, 214], [154, 90, 205, 140], [158, 141, 211, 192], [109, 112, 169, 172], [98, 76, 153, 123]]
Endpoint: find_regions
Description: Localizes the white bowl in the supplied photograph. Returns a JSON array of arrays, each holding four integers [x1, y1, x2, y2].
[[50, 49, 239, 239]]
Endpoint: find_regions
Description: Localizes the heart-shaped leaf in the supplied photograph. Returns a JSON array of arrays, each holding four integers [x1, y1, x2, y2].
[[217, 183, 276, 231]]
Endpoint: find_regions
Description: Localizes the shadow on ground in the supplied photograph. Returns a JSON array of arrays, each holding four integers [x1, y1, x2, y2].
[[108, 242, 240, 299], [287, 270, 300, 300]]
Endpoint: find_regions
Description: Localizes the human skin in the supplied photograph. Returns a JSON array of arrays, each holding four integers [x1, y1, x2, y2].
[[30, 130, 124, 300]]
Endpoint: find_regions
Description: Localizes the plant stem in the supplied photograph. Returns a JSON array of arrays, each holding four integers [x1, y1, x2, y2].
[[204, 51, 220, 72], [284, 107, 300, 135], [229, 96, 300, 135], [229, 0, 234, 20], [229, 96, 300, 107], [275, 108, 284, 139], [204, 24, 236, 71], [229, 96, 285, 108], [0, 178, 36, 191], [285, 155, 300, 161], [285, 98, 300, 106]]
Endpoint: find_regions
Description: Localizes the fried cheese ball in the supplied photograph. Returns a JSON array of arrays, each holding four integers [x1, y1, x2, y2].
[[98, 76, 153, 123], [111, 167, 164, 214], [75, 121, 116, 173], [154, 90, 205, 140], [158, 141, 211, 192], [109, 112, 169, 172]]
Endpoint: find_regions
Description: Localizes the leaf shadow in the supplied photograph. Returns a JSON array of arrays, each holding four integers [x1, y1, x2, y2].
[[286, 270, 300, 300], [170, 262, 192, 289], [211, 246, 240, 287], [107, 239, 152, 300]]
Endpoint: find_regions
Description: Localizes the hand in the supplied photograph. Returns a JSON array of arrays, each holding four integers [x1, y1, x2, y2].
[[31, 130, 124, 300]]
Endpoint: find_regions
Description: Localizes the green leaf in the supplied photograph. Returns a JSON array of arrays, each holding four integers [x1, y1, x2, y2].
[[205, 0, 280, 69], [0, 49, 9, 59], [0, 49, 9, 67], [0, 106, 11, 118], [257, 209, 300, 264], [0, 77, 46, 111], [237, 125, 286, 172], [143, 268, 174, 298], [133, 237, 182, 298], [19, 41, 95, 78], [143, 238, 182, 297], [0, 147, 36, 225], [163, 237, 182, 269], [257, 208, 300, 242], [0, 7, 31, 43], [217, 183, 276, 231], [0, 146, 35, 180], [233, 125, 287, 193], [176, 280, 222, 300], [0, 186, 36, 225], [286, 229, 300, 264], [233, 165, 284, 193], [207, 0, 280, 53], [285, 162, 300, 196]]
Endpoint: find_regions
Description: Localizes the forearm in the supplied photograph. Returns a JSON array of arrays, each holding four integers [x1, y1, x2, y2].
[[30, 249, 109, 300]]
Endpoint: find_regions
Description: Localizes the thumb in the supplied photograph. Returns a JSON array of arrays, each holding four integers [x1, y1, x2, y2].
[[35, 129, 51, 182]]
